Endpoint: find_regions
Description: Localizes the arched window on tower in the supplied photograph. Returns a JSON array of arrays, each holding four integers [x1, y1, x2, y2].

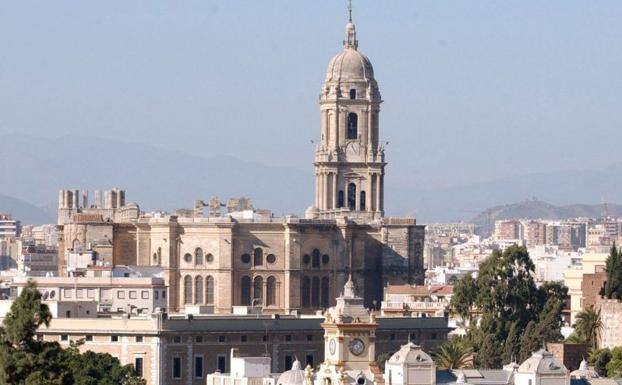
[[338, 191, 344, 208], [206, 276, 214, 305], [349, 89, 357, 100], [253, 248, 263, 266], [184, 275, 193, 305], [312, 249, 321, 268], [347, 183, 357, 210], [195, 276, 204, 304], [360, 191, 366, 211], [347, 113, 358, 139], [266, 276, 276, 306], [311, 277, 320, 307], [241, 276, 251, 305], [321, 277, 330, 307], [253, 276, 263, 305], [195, 248, 204, 265], [302, 277, 311, 308]]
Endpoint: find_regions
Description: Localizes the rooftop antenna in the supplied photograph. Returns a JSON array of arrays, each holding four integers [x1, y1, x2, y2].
[[348, 0, 353, 22]]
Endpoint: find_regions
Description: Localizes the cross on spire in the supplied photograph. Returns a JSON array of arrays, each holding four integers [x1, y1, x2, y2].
[[348, 0, 353, 22]]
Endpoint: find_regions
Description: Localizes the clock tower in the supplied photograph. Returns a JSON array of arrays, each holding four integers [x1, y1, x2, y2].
[[314, 276, 384, 385]]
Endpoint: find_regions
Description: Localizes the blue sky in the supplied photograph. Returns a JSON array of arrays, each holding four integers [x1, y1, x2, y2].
[[1, 1, 621, 189]]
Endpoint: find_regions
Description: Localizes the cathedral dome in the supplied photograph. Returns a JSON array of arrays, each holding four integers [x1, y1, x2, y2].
[[325, 22, 374, 82]]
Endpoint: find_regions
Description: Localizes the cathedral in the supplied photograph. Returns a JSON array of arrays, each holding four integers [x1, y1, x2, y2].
[[56, 13, 425, 314]]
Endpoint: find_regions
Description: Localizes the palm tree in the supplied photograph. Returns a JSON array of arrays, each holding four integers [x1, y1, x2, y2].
[[573, 306, 603, 350], [433, 339, 473, 369]]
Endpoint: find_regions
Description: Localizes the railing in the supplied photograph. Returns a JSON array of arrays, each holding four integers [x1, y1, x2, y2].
[[381, 301, 447, 311]]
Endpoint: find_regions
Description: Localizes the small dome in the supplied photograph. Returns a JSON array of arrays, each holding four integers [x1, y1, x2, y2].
[[387, 342, 434, 366], [518, 349, 568, 375], [326, 48, 374, 82], [570, 359, 599, 379], [277, 359, 305, 385], [304, 206, 319, 219]]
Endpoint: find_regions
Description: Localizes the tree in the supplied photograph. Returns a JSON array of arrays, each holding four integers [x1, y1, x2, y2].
[[433, 338, 472, 369], [0, 281, 145, 385], [449, 246, 568, 369], [589, 348, 611, 377], [447, 274, 477, 326], [375, 352, 393, 371], [606, 347, 622, 378], [573, 306, 603, 350], [604, 243, 622, 300]]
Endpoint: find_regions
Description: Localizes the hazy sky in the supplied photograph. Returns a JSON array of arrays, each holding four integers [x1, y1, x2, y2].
[[1, 1, 621, 190]]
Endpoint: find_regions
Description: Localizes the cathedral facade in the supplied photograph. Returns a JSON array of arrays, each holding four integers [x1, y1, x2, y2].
[[56, 16, 425, 314]]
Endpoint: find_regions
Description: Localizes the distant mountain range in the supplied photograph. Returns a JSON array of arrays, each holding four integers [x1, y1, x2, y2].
[[0, 193, 53, 224], [470, 200, 622, 236], [0, 133, 620, 225]]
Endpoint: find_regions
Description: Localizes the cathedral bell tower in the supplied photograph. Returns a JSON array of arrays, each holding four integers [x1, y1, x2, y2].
[[311, 11, 385, 221]]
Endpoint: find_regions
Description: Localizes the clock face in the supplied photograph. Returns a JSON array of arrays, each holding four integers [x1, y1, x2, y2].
[[349, 338, 365, 356], [329, 338, 336, 355]]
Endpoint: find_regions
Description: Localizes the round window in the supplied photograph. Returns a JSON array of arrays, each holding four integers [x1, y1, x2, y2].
[[322, 254, 330, 265], [266, 254, 276, 264], [241, 254, 251, 264], [50, 290, 56, 299], [302, 254, 311, 264], [206, 253, 214, 263], [183, 253, 192, 263]]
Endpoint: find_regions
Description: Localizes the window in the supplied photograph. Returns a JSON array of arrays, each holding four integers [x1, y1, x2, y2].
[[173, 336, 182, 343], [253, 248, 263, 266], [64, 288, 73, 299], [194, 355, 204, 378], [262, 335, 268, 342], [302, 254, 311, 265], [360, 191, 366, 211], [162, 290, 166, 299], [60, 334, 68, 341], [285, 355, 293, 371], [266, 276, 276, 306], [218, 336, 225, 343], [241, 276, 251, 305], [347, 113, 358, 139], [184, 253, 192, 263], [172, 357, 182, 379], [155, 291, 159, 300], [241, 254, 251, 264], [390, 333, 395, 340], [253, 276, 263, 305], [337, 191, 344, 208], [266, 254, 276, 264], [36, 334, 43, 341], [311, 277, 320, 307], [206, 276, 215, 305], [87, 289, 96, 299], [431, 333, 437, 340], [306, 335, 313, 342], [349, 88, 356, 99], [136, 336, 144, 343], [111, 335, 119, 342], [306, 354, 314, 367], [285, 335, 292, 342], [65, 310, 71, 318], [217, 355, 226, 373], [117, 291, 125, 299], [76, 289, 84, 299], [195, 248, 204, 265], [184, 275, 192, 304], [321, 277, 330, 307], [241, 335, 247, 342], [129, 291, 137, 299], [302, 277, 311, 307], [195, 276, 204, 304], [85, 335, 93, 342], [195, 336, 203, 343], [141, 291, 149, 299], [347, 183, 356, 210], [322, 254, 330, 265], [312, 249, 320, 268], [135, 357, 143, 377]]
